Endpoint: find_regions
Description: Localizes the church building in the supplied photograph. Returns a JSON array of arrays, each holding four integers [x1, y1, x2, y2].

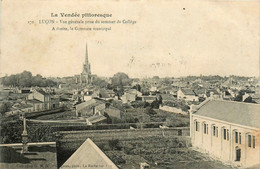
[[75, 43, 92, 85]]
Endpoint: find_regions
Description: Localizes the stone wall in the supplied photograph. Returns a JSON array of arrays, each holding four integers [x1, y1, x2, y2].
[[58, 127, 190, 151]]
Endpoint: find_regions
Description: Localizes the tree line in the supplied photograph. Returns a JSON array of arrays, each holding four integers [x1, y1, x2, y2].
[[1, 71, 57, 87]]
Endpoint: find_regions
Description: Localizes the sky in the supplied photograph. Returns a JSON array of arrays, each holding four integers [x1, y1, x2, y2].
[[1, 0, 259, 78]]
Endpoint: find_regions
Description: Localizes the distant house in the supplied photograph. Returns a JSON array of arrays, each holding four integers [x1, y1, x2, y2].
[[177, 88, 199, 101], [85, 115, 107, 125], [60, 138, 118, 169], [75, 98, 122, 119], [141, 96, 157, 103], [5, 103, 34, 116], [92, 89, 115, 100], [76, 99, 106, 117], [205, 89, 221, 99], [160, 94, 175, 103], [190, 99, 260, 168], [243, 93, 260, 103], [121, 89, 142, 103], [121, 92, 137, 103], [27, 89, 51, 111]]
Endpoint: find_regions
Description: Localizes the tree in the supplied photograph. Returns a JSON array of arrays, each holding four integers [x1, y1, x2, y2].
[[144, 107, 157, 115], [157, 95, 163, 104], [0, 103, 10, 115], [1, 71, 57, 87], [92, 77, 108, 88], [151, 99, 160, 109], [132, 84, 141, 91], [111, 72, 132, 88]]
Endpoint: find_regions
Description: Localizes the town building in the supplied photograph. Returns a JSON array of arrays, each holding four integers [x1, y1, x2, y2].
[[27, 89, 51, 111], [75, 98, 122, 120], [75, 43, 92, 85], [177, 88, 199, 101], [190, 99, 260, 168]]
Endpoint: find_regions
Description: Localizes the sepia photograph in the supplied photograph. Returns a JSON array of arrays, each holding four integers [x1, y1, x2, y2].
[[0, 0, 259, 169]]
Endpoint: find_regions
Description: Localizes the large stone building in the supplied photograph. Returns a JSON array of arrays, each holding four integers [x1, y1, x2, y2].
[[75, 43, 92, 85], [190, 99, 260, 168]]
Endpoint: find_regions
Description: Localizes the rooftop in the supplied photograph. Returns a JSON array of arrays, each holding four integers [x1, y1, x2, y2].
[[180, 88, 196, 96], [194, 100, 260, 129]]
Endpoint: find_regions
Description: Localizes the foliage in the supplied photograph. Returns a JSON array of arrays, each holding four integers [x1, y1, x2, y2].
[[131, 101, 150, 108], [132, 84, 141, 91], [111, 72, 132, 88], [0, 102, 11, 115], [104, 112, 112, 124], [108, 139, 122, 151], [92, 77, 108, 88], [0, 121, 62, 144], [151, 99, 160, 109], [144, 107, 157, 115], [1, 71, 57, 87]]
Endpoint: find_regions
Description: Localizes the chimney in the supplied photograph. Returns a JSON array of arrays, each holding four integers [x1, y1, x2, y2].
[[21, 112, 29, 154]]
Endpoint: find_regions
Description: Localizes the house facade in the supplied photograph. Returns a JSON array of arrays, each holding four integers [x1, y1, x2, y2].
[[177, 88, 199, 102], [190, 99, 260, 168], [27, 89, 51, 110]]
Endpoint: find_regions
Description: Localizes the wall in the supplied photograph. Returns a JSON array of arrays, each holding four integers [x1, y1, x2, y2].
[[191, 114, 260, 168], [58, 127, 190, 151], [159, 105, 187, 115]]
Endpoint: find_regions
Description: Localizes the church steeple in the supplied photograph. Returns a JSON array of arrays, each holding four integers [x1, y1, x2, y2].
[[85, 43, 89, 64]]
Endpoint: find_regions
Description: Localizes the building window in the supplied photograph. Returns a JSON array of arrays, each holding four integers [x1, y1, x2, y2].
[[253, 136, 255, 148], [224, 129, 226, 140], [213, 126, 218, 137], [248, 135, 251, 147], [248, 135, 255, 148], [239, 133, 241, 144], [195, 121, 200, 132], [235, 132, 242, 144], [213, 126, 216, 136], [203, 123, 208, 134], [223, 128, 229, 141], [235, 132, 238, 143], [227, 129, 229, 141]]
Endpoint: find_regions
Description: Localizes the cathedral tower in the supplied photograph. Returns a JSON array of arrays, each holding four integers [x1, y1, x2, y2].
[[80, 43, 91, 84]]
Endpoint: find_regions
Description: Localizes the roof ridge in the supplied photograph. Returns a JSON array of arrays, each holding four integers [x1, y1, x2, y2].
[[213, 99, 260, 106]]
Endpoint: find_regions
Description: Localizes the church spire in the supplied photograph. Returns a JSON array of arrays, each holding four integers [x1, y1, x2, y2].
[[85, 43, 88, 64]]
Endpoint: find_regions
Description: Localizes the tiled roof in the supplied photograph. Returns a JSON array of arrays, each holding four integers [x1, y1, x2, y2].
[[194, 100, 260, 129], [180, 88, 195, 95], [76, 99, 105, 111], [27, 99, 43, 104]]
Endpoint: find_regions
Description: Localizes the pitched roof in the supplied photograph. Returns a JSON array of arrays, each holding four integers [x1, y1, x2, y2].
[[76, 99, 105, 111], [27, 99, 43, 104], [180, 88, 195, 95], [35, 89, 48, 95], [60, 138, 118, 169], [87, 115, 107, 124], [194, 100, 260, 129]]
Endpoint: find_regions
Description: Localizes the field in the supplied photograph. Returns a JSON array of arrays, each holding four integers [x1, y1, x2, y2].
[[100, 136, 234, 169]]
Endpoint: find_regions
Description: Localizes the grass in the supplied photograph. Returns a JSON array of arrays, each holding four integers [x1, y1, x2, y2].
[[102, 136, 233, 169], [32, 110, 76, 120]]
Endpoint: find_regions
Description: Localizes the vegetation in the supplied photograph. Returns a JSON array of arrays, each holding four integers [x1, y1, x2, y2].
[[111, 72, 132, 88], [1, 71, 57, 87], [92, 77, 108, 88]]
